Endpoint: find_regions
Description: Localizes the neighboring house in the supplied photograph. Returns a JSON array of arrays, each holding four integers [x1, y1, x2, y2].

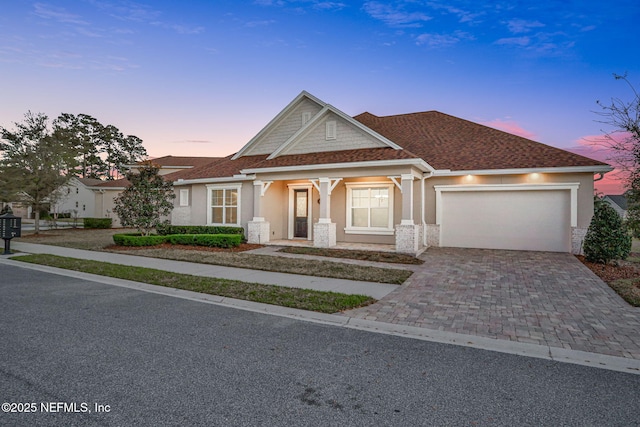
[[127, 155, 221, 176], [166, 91, 611, 254], [3, 193, 33, 219], [603, 194, 628, 218], [53, 177, 103, 219]]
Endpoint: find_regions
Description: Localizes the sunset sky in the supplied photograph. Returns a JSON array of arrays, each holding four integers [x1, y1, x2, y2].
[[1, 1, 638, 194]]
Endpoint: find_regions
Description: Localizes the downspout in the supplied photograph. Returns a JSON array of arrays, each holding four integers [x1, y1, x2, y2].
[[421, 172, 433, 247], [594, 172, 605, 182]]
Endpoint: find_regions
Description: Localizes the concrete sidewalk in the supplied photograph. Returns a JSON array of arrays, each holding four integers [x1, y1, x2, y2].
[[10, 242, 398, 299]]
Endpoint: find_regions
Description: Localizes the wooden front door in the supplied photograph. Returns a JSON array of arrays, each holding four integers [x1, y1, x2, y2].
[[294, 189, 308, 238]]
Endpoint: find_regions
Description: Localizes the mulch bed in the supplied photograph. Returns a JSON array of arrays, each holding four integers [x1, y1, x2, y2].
[[576, 255, 640, 283], [105, 243, 264, 253]]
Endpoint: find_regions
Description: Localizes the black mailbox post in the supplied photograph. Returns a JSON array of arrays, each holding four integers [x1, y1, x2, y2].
[[0, 211, 21, 254]]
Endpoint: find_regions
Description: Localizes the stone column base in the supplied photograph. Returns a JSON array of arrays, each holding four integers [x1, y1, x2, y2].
[[395, 224, 422, 254], [248, 221, 270, 244], [571, 227, 587, 255], [313, 222, 336, 248], [425, 224, 440, 247]]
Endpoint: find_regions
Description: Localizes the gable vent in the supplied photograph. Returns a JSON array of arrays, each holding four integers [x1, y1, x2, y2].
[[326, 120, 337, 140], [302, 111, 312, 125]]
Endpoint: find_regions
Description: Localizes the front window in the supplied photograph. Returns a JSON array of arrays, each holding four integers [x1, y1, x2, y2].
[[207, 185, 241, 225], [346, 183, 394, 234]]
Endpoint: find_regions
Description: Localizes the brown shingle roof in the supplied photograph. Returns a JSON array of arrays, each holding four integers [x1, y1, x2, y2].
[[354, 111, 608, 171], [93, 178, 131, 188], [167, 154, 267, 181], [146, 155, 221, 168], [167, 109, 609, 182]]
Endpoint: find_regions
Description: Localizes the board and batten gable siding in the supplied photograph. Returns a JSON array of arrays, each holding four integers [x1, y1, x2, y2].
[[242, 99, 323, 157], [285, 112, 389, 156]]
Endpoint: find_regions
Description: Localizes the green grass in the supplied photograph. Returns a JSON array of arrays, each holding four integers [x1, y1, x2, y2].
[[609, 278, 640, 307], [107, 248, 413, 285], [13, 254, 376, 313], [278, 246, 424, 265]]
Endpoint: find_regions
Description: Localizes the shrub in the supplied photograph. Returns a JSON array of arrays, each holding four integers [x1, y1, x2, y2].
[[156, 224, 244, 236], [584, 198, 632, 264], [165, 234, 242, 248], [113, 233, 167, 247], [84, 218, 113, 229]]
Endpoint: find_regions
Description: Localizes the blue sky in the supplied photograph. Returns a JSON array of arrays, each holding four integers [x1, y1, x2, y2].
[[1, 1, 638, 192]]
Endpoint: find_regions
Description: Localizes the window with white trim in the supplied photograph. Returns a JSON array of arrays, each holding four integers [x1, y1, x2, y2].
[[207, 184, 241, 225], [179, 189, 189, 207], [345, 183, 394, 234]]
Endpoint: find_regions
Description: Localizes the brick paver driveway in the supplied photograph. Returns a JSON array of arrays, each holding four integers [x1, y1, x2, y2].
[[347, 248, 640, 359]]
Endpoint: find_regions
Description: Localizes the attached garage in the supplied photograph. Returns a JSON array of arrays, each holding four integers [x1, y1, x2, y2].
[[435, 183, 579, 252]]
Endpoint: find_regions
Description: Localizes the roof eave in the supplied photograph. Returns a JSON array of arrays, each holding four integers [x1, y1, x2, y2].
[[241, 158, 433, 175], [432, 165, 613, 176]]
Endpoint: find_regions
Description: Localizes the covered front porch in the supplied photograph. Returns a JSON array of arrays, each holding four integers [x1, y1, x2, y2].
[[246, 171, 426, 254]]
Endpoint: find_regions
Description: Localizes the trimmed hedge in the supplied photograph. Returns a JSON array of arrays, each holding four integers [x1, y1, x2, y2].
[[156, 224, 244, 236], [113, 233, 167, 246], [83, 218, 113, 229], [113, 233, 242, 248], [165, 234, 242, 248]]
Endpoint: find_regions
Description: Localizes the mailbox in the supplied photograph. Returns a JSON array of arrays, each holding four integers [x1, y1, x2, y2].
[[0, 210, 21, 254]]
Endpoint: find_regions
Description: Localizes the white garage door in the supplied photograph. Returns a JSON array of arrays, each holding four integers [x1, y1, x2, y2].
[[439, 189, 571, 252]]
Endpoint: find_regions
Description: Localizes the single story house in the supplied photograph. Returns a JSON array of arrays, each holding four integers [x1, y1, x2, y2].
[[603, 194, 628, 218], [167, 91, 611, 254]]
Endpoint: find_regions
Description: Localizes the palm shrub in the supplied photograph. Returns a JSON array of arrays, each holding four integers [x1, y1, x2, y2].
[[584, 198, 632, 264]]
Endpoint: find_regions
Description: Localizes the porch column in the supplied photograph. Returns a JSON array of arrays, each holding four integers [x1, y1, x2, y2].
[[313, 177, 337, 248], [247, 180, 271, 244], [400, 174, 414, 225], [396, 174, 422, 254]]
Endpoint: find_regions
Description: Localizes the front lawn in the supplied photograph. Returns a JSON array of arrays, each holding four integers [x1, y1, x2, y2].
[[13, 254, 376, 313]]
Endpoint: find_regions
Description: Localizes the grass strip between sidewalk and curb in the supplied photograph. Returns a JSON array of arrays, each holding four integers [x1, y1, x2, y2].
[[12, 254, 377, 314], [277, 246, 424, 265]]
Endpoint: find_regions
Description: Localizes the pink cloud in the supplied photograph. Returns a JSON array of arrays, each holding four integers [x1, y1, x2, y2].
[[482, 119, 536, 139], [568, 132, 633, 195]]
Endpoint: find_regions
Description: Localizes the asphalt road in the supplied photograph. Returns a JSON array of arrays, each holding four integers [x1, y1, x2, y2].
[[1, 263, 639, 427]]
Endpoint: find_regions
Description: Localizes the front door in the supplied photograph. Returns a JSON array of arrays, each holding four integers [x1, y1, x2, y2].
[[294, 189, 308, 238]]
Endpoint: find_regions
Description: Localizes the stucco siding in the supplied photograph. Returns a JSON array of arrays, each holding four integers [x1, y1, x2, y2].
[[423, 172, 595, 228]]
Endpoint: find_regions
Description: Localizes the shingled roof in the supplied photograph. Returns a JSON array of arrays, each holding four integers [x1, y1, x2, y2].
[[354, 111, 608, 171], [147, 155, 221, 168], [167, 108, 608, 182]]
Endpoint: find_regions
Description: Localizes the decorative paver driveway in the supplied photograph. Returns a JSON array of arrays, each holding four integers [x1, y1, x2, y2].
[[346, 248, 640, 359]]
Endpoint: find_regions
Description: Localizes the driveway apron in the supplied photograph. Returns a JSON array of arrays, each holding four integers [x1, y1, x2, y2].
[[346, 248, 640, 359]]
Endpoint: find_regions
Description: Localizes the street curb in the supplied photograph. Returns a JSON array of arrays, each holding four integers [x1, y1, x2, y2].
[[3, 256, 639, 375]]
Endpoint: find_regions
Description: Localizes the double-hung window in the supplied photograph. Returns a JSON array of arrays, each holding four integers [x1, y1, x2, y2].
[[345, 183, 394, 235], [207, 184, 241, 226]]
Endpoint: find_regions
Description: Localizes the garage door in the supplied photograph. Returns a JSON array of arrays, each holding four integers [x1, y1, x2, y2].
[[439, 189, 571, 252]]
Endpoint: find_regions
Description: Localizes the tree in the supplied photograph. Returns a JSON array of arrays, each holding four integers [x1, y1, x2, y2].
[[0, 112, 78, 233], [584, 197, 631, 264], [53, 113, 148, 180], [113, 162, 175, 236], [595, 73, 640, 177]]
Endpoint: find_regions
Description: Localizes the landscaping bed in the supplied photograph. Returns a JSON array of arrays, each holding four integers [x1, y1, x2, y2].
[[577, 254, 640, 306]]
